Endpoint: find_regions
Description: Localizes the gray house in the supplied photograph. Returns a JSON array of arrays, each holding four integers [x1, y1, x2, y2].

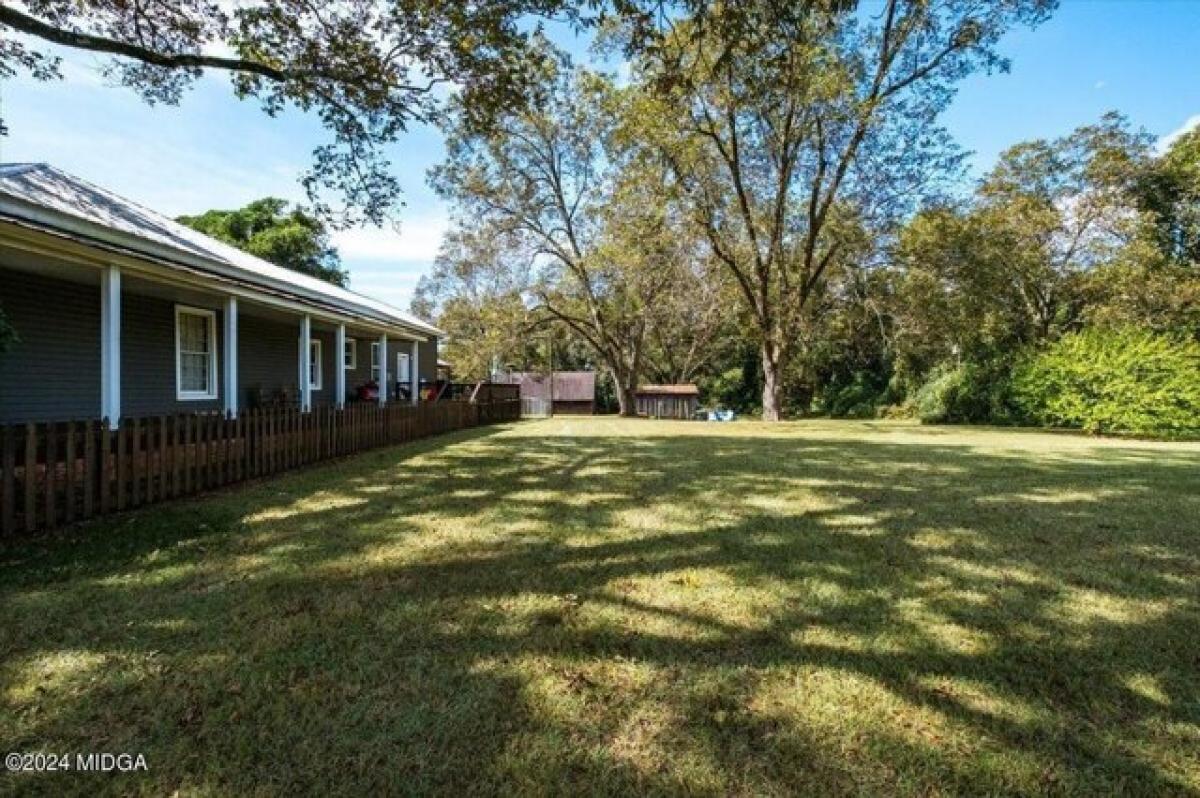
[[0, 164, 442, 427]]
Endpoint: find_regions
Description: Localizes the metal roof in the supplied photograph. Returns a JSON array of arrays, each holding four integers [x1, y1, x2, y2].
[[0, 163, 442, 338], [636, 384, 700, 396]]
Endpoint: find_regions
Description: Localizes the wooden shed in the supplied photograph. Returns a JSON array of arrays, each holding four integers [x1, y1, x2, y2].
[[500, 371, 596, 415], [635, 384, 700, 419]]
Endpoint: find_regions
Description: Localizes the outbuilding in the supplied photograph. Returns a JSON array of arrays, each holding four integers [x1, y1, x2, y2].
[[635, 384, 700, 419]]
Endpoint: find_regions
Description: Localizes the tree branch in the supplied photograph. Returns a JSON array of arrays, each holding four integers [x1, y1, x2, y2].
[[0, 4, 330, 84]]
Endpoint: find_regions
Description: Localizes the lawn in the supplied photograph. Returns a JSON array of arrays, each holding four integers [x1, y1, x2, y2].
[[2, 417, 1199, 796]]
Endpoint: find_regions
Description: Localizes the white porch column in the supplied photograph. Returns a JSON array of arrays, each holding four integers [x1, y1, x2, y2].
[[299, 314, 312, 412], [410, 339, 420, 405], [378, 335, 388, 406], [334, 324, 347, 410], [100, 265, 121, 429], [223, 296, 238, 417]]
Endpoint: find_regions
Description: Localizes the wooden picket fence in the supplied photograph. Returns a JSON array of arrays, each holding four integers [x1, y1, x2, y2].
[[0, 398, 520, 536]]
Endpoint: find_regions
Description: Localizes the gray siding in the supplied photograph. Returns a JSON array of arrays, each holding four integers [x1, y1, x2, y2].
[[239, 314, 300, 407], [0, 265, 441, 423], [122, 293, 224, 417], [0, 267, 101, 421], [419, 339, 438, 384], [309, 327, 337, 406], [343, 336, 373, 399]]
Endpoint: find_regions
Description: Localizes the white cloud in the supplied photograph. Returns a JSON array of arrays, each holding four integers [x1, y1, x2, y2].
[[1157, 114, 1200, 154], [331, 212, 449, 263], [1093, 80, 1106, 90], [615, 60, 634, 88]]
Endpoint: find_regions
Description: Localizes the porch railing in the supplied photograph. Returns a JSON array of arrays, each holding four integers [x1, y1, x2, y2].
[[0, 398, 520, 536]]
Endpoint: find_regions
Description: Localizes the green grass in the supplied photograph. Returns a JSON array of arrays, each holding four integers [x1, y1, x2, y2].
[[2, 418, 1199, 796]]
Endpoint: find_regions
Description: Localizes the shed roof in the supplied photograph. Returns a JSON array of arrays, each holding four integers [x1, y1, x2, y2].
[[0, 163, 442, 338], [636, 384, 700, 396]]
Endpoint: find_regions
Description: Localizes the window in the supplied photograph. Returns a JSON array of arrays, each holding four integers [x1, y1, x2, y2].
[[370, 342, 380, 382], [344, 337, 357, 370], [176, 306, 218, 401], [396, 352, 411, 383], [309, 339, 323, 390]]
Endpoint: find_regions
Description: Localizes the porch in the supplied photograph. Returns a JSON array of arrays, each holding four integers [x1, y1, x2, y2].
[[0, 251, 436, 426]]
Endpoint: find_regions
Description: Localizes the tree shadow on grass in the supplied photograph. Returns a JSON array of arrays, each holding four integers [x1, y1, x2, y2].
[[1, 421, 1199, 795]]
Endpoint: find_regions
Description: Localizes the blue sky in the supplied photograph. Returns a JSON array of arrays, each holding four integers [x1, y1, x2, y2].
[[1, 0, 1198, 309]]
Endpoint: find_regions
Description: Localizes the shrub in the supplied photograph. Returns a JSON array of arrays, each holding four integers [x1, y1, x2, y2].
[[911, 360, 1017, 424], [0, 309, 17, 353], [1012, 327, 1200, 437], [700, 366, 758, 413], [820, 371, 891, 418]]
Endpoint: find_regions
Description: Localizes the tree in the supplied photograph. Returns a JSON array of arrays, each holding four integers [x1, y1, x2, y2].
[[975, 112, 1151, 338], [1, 0, 577, 225], [178, 197, 349, 286], [431, 63, 696, 415], [0, 309, 18, 352], [625, 0, 1052, 419], [886, 115, 1152, 399], [1137, 125, 1200, 267], [411, 225, 538, 379]]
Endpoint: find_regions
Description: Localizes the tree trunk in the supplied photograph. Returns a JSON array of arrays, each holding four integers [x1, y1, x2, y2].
[[616, 383, 639, 417], [610, 366, 639, 417], [761, 341, 783, 422]]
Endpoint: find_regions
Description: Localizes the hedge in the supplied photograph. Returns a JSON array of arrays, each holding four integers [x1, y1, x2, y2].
[[1011, 327, 1200, 437]]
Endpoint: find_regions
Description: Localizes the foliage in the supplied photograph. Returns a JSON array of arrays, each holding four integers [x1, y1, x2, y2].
[[1136, 124, 1200, 266], [620, 0, 1051, 419], [700, 363, 759, 414], [431, 59, 724, 415], [911, 360, 1018, 425], [890, 113, 1153, 387], [819, 371, 891, 419], [411, 225, 538, 379], [1, 0, 579, 225], [177, 198, 348, 287], [0, 308, 17, 352], [1012, 327, 1200, 436]]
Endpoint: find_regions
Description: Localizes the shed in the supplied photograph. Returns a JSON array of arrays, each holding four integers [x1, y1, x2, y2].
[[501, 371, 596, 415], [636, 384, 700, 419]]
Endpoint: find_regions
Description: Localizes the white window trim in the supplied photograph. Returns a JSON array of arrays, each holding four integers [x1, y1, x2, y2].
[[175, 305, 219, 402], [344, 337, 357, 370], [396, 352, 411, 383], [370, 341, 380, 382], [309, 338, 323, 391]]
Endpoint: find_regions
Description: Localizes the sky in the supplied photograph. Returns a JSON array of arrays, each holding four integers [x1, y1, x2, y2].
[[1, 0, 1198, 310]]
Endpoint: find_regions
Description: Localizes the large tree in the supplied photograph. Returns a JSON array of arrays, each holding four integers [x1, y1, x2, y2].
[[0, 0, 579, 225], [625, 0, 1053, 419], [431, 64, 707, 415], [1137, 124, 1200, 268], [890, 113, 1152, 379], [178, 197, 349, 286], [411, 225, 538, 379]]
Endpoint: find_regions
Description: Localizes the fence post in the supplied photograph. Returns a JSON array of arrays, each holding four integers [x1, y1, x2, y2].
[[82, 420, 95, 520], [1, 425, 12, 535], [24, 422, 37, 533], [43, 421, 58, 529], [99, 421, 112, 514], [64, 421, 76, 524]]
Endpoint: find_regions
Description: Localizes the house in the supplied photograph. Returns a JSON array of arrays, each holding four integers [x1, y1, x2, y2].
[[501, 371, 596, 415], [635, 384, 700, 419], [0, 164, 442, 426]]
